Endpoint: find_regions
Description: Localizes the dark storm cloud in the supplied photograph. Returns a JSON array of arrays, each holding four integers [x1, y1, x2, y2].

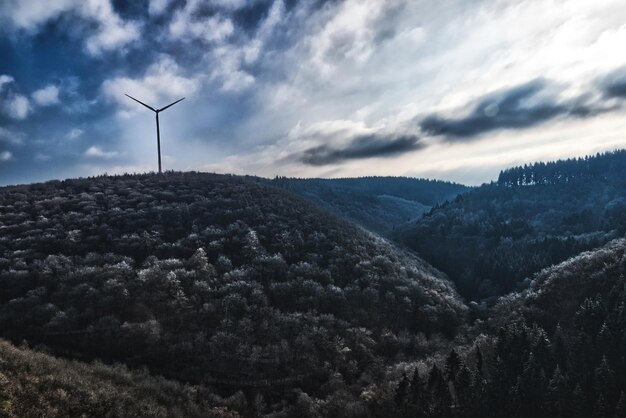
[[300, 134, 423, 166], [419, 78, 623, 140], [601, 67, 626, 98], [420, 80, 576, 139]]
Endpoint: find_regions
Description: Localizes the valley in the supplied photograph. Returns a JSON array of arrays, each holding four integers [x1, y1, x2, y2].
[[1, 151, 626, 417]]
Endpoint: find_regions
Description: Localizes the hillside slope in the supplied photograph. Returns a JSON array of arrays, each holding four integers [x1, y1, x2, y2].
[[463, 239, 626, 417], [397, 150, 626, 300], [386, 239, 626, 418], [0, 172, 466, 412], [0, 339, 236, 418], [263, 176, 468, 235], [493, 238, 626, 334]]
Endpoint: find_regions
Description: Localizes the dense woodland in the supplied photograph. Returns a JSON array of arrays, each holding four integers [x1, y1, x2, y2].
[[4, 233, 625, 417], [397, 150, 626, 301], [472, 238, 626, 418], [2, 152, 626, 416], [263, 177, 468, 235], [0, 172, 466, 416]]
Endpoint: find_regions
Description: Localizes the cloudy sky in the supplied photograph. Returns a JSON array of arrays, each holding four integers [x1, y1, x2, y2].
[[1, 0, 626, 186]]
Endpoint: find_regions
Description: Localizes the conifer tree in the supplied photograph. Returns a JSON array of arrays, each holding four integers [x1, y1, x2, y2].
[[428, 364, 444, 391], [475, 347, 484, 376], [427, 364, 451, 417], [454, 364, 474, 417], [513, 352, 547, 416], [487, 355, 510, 416], [547, 365, 568, 418], [597, 322, 612, 349], [571, 384, 589, 418], [445, 350, 460, 382], [410, 367, 423, 405], [595, 356, 615, 405], [615, 392, 626, 418], [552, 324, 568, 369], [431, 375, 452, 418], [595, 394, 609, 418], [395, 373, 410, 406]]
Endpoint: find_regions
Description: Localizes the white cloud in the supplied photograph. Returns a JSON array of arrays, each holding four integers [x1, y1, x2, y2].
[[0, 75, 14, 90], [169, 0, 234, 44], [84, 21, 140, 55], [209, 45, 256, 92], [0, 0, 77, 30], [84, 146, 119, 158], [81, 0, 141, 55], [304, 0, 394, 76], [202, 0, 285, 92], [34, 152, 51, 161], [0, 127, 24, 145], [5, 95, 30, 119], [148, 0, 173, 15], [32, 85, 60, 106], [0, 0, 140, 55], [0, 151, 13, 162], [101, 55, 200, 112], [67, 128, 84, 140], [257, 0, 284, 41], [0, 74, 31, 119]]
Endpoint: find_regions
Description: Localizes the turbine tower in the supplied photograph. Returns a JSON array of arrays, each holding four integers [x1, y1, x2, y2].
[[125, 94, 185, 174]]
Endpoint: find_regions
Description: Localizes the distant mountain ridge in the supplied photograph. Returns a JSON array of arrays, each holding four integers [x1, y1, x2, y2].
[[261, 176, 469, 235]]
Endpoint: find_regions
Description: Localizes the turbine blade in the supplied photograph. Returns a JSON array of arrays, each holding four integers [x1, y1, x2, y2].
[[159, 97, 185, 112], [125, 94, 156, 112]]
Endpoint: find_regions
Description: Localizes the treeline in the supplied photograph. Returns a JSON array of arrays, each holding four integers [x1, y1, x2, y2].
[[397, 150, 626, 301], [497, 150, 626, 186], [267, 176, 468, 207]]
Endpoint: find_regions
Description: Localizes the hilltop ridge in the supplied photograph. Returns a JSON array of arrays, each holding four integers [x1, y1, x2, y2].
[[0, 171, 466, 414]]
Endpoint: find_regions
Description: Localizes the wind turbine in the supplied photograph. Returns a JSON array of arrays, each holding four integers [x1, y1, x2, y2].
[[125, 94, 185, 174]]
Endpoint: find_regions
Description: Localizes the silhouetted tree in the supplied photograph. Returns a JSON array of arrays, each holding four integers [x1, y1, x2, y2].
[[445, 349, 461, 382], [395, 373, 410, 406]]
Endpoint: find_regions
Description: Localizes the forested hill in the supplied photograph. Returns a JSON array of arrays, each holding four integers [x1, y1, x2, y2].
[[396, 150, 626, 301], [477, 239, 626, 417], [389, 239, 626, 418], [261, 176, 469, 235], [0, 172, 466, 415]]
